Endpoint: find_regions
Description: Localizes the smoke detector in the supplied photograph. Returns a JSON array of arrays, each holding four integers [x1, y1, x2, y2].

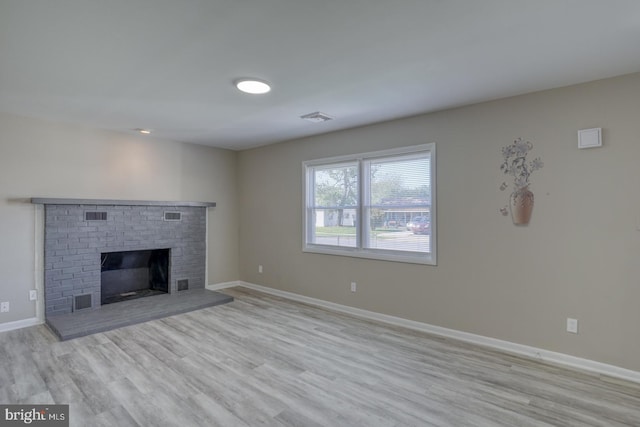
[[300, 111, 334, 123]]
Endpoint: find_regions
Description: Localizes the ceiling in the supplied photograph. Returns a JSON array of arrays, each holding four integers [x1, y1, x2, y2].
[[1, 1, 639, 151]]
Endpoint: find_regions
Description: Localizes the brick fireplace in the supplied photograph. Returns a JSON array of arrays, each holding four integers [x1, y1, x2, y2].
[[33, 198, 215, 318]]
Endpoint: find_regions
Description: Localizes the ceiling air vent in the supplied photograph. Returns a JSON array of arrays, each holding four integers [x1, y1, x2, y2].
[[300, 111, 334, 123], [164, 211, 182, 221], [85, 211, 107, 221]]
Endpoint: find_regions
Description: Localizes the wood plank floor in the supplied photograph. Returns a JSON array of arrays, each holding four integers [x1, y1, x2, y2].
[[1, 286, 640, 427]]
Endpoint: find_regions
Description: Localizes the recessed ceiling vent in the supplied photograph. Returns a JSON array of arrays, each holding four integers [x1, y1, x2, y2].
[[300, 111, 334, 123]]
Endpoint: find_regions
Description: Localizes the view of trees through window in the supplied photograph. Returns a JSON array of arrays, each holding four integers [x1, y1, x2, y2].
[[307, 148, 433, 258], [312, 163, 358, 248]]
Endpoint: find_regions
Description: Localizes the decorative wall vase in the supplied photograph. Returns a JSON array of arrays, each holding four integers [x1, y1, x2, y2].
[[500, 138, 543, 225], [510, 186, 534, 225]]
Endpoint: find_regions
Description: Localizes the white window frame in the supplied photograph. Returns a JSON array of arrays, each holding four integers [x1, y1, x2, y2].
[[303, 143, 436, 265]]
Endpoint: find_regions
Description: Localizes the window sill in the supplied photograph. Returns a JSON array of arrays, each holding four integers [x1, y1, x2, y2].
[[303, 245, 436, 265]]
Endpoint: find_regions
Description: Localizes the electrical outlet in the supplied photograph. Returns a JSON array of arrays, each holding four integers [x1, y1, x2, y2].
[[566, 318, 578, 334], [29, 290, 37, 301], [0, 302, 9, 313], [258, 265, 263, 274], [351, 282, 357, 292]]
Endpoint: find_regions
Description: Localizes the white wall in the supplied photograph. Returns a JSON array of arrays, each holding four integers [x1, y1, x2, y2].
[[0, 113, 238, 324], [238, 72, 640, 372]]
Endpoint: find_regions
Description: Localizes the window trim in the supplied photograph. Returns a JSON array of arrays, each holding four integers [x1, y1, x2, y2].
[[302, 143, 436, 265]]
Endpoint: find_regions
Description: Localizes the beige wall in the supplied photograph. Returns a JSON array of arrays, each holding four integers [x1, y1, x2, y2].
[[2, 72, 639, 372], [0, 113, 238, 324], [238, 72, 640, 372]]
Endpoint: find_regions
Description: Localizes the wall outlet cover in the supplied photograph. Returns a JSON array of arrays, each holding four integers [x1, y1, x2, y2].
[[567, 318, 579, 334]]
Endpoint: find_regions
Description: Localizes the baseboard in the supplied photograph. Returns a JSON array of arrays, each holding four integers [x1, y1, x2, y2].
[[0, 317, 44, 333], [207, 281, 243, 291], [207, 280, 640, 384]]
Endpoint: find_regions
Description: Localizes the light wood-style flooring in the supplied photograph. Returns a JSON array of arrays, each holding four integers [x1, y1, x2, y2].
[[1, 286, 640, 426]]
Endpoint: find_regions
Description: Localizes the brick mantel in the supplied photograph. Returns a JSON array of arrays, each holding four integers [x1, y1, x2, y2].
[[32, 197, 216, 207]]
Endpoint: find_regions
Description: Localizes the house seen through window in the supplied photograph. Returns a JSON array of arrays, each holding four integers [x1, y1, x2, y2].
[[304, 144, 436, 265]]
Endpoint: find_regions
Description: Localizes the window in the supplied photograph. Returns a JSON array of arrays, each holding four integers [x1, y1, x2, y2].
[[304, 144, 436, 264]]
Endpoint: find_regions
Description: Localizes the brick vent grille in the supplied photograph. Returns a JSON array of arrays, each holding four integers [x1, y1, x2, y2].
[[177, 279, 189, 291], [85, 211, 107, 221], [74, 294, 92, 311], [164, 211, 182, 221]]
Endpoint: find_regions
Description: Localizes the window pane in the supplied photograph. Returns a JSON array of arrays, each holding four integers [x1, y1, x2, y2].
[[370, 156, 430, 205], [313, 164, 358, 208], [310, 208, 357, 247], [309, 163, 358, 248], [365, 153, 431, 253], [365, 212, 431, 253]]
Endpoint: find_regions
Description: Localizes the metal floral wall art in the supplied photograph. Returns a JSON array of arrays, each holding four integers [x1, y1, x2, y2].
[[499, 138, 543, 225]]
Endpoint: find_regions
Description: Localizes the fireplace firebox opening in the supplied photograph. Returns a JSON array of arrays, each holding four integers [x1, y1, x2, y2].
[[101, 248, 170, 305]]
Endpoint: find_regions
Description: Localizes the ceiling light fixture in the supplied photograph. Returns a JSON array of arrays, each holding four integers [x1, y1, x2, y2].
[[235, 78, 271, 94], [135, 128, 152, 135]]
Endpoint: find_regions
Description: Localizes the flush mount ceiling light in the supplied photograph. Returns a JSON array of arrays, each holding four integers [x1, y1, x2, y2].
[[235, 78, 271, 94], [300, 111, 334, 123], [134, 128, 152, 135]]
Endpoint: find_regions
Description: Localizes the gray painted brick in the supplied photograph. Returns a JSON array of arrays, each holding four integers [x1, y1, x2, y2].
[[62, 267, 83, 275], [62, 254, 84, 262], [68, 242, 89, 249], [53, 261, 75, 269], [44, 203, 207, 317]]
